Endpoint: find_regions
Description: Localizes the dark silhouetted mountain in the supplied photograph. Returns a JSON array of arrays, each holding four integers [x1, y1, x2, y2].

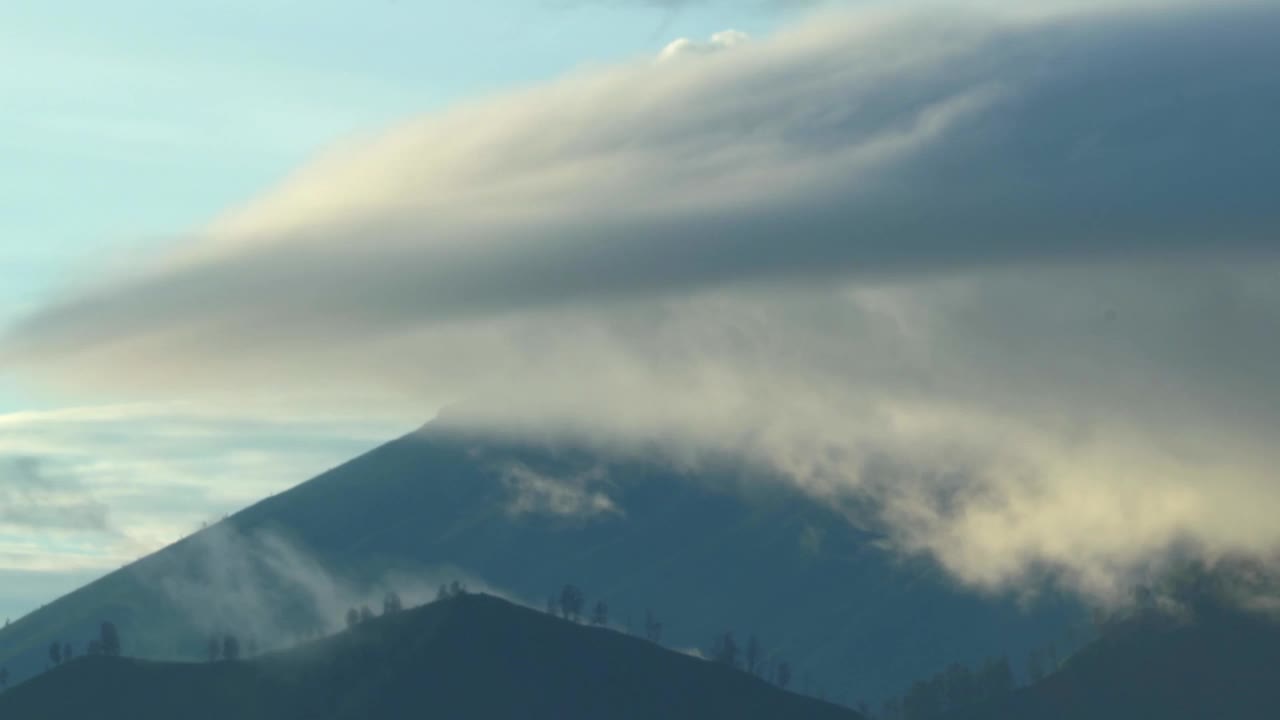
[[0, 592, 863, 720], [0, 421, 1079, 703], [946, 605, 1280, 720]]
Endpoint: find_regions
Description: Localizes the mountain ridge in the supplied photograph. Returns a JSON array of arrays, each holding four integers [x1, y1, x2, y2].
[[0, 591, 865, 720], [941, 604, 1280, 720]]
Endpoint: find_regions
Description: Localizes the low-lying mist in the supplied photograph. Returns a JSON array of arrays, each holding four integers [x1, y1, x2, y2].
[[134, 522, 507, 656]]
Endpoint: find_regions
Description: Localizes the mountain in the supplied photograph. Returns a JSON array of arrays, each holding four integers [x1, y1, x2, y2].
[[944, 604, 1280, 720], [0, 420, 1079, 704], [0, 592, 864, 720]]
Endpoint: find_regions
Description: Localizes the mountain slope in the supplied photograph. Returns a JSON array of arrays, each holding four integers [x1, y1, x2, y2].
[[949, 606, 1280, 720], [0, 421, 1079, 703], [0, 593, 863, 720]]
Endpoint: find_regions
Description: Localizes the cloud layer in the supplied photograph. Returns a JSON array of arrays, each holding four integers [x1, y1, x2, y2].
[[5, 1, 1280, 601]]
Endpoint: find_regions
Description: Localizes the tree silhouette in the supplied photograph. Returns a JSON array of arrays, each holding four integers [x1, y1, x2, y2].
[[945, 662, 976, 711], [883, 654, 1023, 720], [49, 641, 62, 667], [346, 607, 359, 629], [100, 622, 121, 657], [86, 639, 103, 656], [590, 600, 609, 626], [776, 660, 792, 689], [979, 655, 1014, 698], [559, 585, 584, 622], [222, 634, 241, 662], [903, 674, 944, 720], [450, 580, 466, 597], [745, 634, 762, 676], [643, 610, 663, 644], [709, 631, 740, 668], [383, 591, 403, 615], [62, 642, 72, 662], [359, 605, 375, 623], [438, 584, 451, 602]]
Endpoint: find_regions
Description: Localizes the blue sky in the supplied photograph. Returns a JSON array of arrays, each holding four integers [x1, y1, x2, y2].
[[0, 0, 809, 621]]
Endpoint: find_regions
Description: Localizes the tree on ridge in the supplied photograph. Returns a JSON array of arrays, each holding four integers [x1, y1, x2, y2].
[[590, 600, 609, 626], [100, 622, 121, 657], [559, 585, 584, 622], [223, 634, 241, 662]]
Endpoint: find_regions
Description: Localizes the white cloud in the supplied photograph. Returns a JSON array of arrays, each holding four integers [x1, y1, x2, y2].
[[657, 29, 750, 61], [502, 463, 621, 518], [4, 1, 1280, 601]]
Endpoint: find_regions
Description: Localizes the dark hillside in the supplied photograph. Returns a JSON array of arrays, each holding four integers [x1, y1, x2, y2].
[[0, 593, 863, 720], [946, 606, 1280, 720]]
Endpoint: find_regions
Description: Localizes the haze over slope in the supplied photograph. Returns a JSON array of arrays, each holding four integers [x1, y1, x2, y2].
[[945, 604, 1280, 720], [0, 592, 863, 720], [5, 573, 1276, 720], [0, 421, 1079, 704]]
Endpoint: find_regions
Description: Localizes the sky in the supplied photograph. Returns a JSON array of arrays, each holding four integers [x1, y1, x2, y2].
[[3, 0, 1280, 622], [0, 0, 810, 621]]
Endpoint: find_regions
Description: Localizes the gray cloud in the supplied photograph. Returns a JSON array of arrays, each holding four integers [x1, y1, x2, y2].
[[7, 3, 1278, 365], [4, 2, 1280, 601]]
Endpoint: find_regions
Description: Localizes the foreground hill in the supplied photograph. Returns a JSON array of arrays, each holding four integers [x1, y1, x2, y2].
[[0, 593, 862, 720], [0, 421, 1078, 702], [945, 605, 1280, 720]]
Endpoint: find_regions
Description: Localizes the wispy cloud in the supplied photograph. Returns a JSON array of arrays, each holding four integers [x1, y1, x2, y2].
[[502, 463, 621, 518], [3, 1, 1280, 600], [135, 522, 513, 654], [0, 405, 408, 574], [0, 456, 111, 532]]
